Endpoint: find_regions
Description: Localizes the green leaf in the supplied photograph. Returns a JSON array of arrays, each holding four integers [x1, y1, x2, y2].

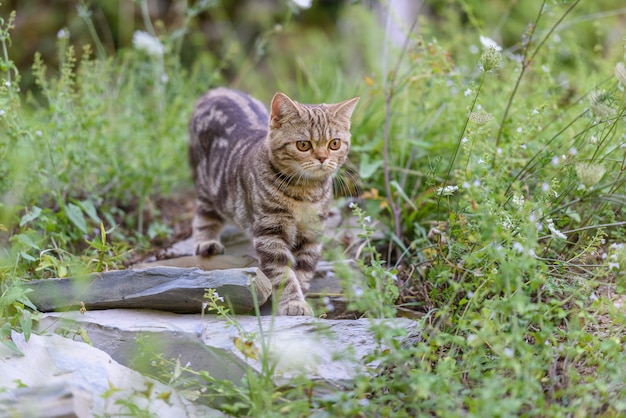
[[77, 199, 100, 223], [390, 180, 417, 211], [65, 202, 87, 234], [359, 155, 384, 179], [19, 206, 42, 227], [14, 233, 40, 251], [0, 322, 24, 356], [19, 310, 32, 342]]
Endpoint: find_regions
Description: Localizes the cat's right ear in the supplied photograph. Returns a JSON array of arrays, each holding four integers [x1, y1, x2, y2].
[[270, 92, 300, 128]]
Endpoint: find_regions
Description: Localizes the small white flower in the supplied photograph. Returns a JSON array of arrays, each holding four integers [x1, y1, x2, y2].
[[57, 28, 70, 39], [291, 0, 313, 8], [517, 127, 523, 133], [528, 248, 537, 258], [161, 73, 169, 84], [352, 285, 364, 297], [436, 185, 459, 196], [520, 144, 527, 149], [541, 65, 550, 73], [551, 156, 560, 166], [497, 147, 502, 154], [36, 130, 42, 136], [512, 194, 524, 208], [363, 216, 372, 223], [590, 135, 598, 144], [132, 30, 164, 58], [547, 218, 567, 240], [479, 35, 502, 51], [348, 202, 356, 209], [0, 109, 5, 116], [542, 183, 550, 192], [478, 158, 485, 165], [462, 182, 470, 189], [589, 292, 599, 301], [473, 179, 481, 187], [569, 147, 577, 156], [532, 108, 540, 115], [462, 137, 468, 143], [503, 348, 514, 358], [609, 262, 620, 270], [476, 104, 482, 110], [469, 45, 479, 54], [467, 291, 474, 298], [512, 242, 524, 253], [467, 334, 478, 344], [464, 88, 472, 97], [5, 81, 10, 87]]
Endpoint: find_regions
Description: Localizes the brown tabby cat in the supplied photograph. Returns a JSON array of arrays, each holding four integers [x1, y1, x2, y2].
[[188, 88, 359, 316]]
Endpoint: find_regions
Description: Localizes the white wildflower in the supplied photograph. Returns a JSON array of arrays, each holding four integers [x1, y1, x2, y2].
[[437, 185, 459, 196], [292, 0, 313, 8], [520, 144, 527, 149], [551, 156, 560, 166], [469, 45, 479, 54], [569, 147, 577, 156], [503, 348, 514, 358], [589, 292, 599, 301], [546, 218, 567, 240], [467, 334, 478, 344], [575, 162, 605, 187], [517, 127, 523, 133], [57, 28, 70, 39], [615, 62, 626, 86], [532, 108, 539, 115], [462, 182, 470, 189], [541, 183, 550, 192], [464, 88, 472, 97], [0, 109, 4, 116], [473, 179, 481, 187], [132, 30, 164, 58], [479, 35, 502, 51], [541, 65, 550, 73], [467, 291, 474, 298], [462, 137, 468, 143], [5, 81, 10, 87], [609, 262, 620, 271], [528, 248, 537, 258], [36, 130, 42, 136], [512, 242, 524, 254], [364, 216, 372, 223], [497, 148, 502, 154], [348, 202, 356, 209], [590, 135, 598, 144], [512, 194, 524, 208]]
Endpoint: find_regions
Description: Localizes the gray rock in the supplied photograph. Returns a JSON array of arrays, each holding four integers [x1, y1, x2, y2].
[[25, 267, 272, 314], [36, 309, 418, 388], [0, 331, 223, 417]]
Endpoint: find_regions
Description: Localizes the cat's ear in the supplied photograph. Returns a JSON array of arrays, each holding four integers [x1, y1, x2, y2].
[[329, 97, 360, 122], [270, 92, 301, 128]]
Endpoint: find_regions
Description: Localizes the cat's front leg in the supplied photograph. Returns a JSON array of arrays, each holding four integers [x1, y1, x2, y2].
[[253, 225, 313, 316], [192, 202, 225, 256]]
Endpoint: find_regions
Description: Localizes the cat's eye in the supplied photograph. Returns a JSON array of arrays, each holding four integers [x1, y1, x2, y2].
[[296, 141, 312, 152], [328, 138, 341, 150]]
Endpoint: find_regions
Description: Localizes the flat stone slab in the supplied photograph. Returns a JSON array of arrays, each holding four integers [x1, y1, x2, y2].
[[36, 309, 418, 387], [0, 331, 223, 417], [25, 267, 271, 314]]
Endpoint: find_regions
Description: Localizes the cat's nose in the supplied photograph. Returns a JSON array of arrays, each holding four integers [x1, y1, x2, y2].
[[317, 156, 327, 164]]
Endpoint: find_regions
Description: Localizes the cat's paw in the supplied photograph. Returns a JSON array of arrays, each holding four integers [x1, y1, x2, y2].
[[195, 240, 225, 257], [278, 299, 313, 316]]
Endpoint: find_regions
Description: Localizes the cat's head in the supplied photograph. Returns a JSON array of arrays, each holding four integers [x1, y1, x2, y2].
[[267, 92, 359, 182]]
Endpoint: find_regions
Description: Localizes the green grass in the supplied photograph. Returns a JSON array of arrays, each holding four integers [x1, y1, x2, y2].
[[2, 0, 626, 416]]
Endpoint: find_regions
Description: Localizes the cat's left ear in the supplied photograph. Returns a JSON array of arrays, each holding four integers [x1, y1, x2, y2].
[[270, 92, 301, 128], [329, 97, 360, 122]]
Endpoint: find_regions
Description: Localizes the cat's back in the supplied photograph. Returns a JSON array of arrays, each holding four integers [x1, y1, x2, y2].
[[189, 88, 268, 177]]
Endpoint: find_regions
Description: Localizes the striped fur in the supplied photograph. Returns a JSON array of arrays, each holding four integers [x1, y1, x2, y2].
[[189, 88, 358, 315]]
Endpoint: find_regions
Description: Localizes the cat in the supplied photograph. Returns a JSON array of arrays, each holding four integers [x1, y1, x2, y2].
[[188, 88, 359, 315]]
